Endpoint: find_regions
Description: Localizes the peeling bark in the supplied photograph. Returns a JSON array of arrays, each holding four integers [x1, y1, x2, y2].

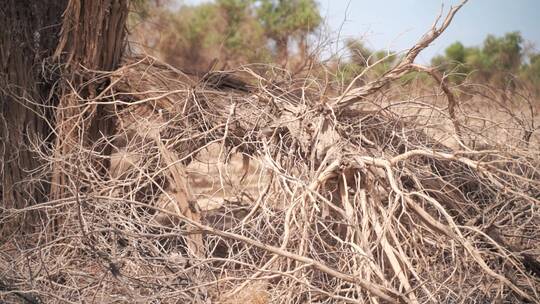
[[50, 0, 129, 202]]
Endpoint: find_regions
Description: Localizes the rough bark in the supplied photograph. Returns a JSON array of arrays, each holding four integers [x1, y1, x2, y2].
[[0, 0, 129, 236], [0, 0, 67, 213], [50, 0, 129, 202]]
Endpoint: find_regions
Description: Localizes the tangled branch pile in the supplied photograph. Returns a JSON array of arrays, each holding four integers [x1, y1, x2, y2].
[[1, 2, 539, 303]]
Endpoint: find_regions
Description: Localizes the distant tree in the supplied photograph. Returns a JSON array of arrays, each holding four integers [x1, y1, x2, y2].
[[346, 39, 373, 67], [338, 39, 397, 85], [257, 0, 322, 65], [464, 46, 492, 82], [482, 32, 523, 91], [431, 42, 471, 83], [371, 50, 397, 76], [159, 3, 219, 70], [445, 41, 467, 63], [131, 0, 322, 70], [483, 32, 523, 72], [432, 32, 525, 90], [521, 52, 540, 92], [216, 0, 271, 65]]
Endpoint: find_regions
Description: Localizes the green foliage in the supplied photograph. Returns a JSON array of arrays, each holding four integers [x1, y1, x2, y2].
[[431, 42, 472, 83], [399, 71, 432, 86], [521, 52, 540, 91], [131, 3, 538, 97], [346, 39, 372, 67], [129, 0, 174, 25], [256, 0, 321, 62], [257, 0, 321, 40], [182, 4, 217, 43], [445, 41, 466, 63], [483, 32, 523, 72], [159, 3, 220, 68], [216, 0, 255, 50], [372, 50, 397, 76], [153, 1, 271, 69], [432, 32, 527, 89], [339, 39, 397, 84], [335, 62, 363, 86], [133, 0, 322, 69], [464, 47, 493, 81]]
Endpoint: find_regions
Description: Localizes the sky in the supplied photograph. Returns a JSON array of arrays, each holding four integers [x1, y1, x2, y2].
[[320, 0, 540, 63], [182, 0, 540, 63]]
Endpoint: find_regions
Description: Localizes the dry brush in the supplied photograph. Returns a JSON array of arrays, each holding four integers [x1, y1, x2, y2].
[[1, 1, 539, 303]]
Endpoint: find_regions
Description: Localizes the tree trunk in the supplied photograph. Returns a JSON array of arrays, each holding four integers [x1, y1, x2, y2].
[[50, 0, 128, 204], [1, 0, 129, 235], [0, 0, 67, 214], [275, 36, 289, 67]]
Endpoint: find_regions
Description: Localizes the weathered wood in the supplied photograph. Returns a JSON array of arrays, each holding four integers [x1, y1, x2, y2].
[[50, 0, 129, 203], [0, 0, 67, 233]]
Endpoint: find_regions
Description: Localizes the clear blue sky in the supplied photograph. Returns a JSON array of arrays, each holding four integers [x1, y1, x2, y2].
[[182, 0, 540, 63], [321, 0, 540, 63]]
